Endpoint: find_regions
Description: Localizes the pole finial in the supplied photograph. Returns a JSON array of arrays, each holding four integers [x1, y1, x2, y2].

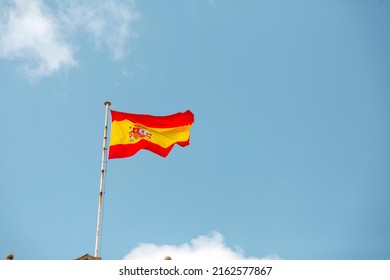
[[104, 101, 111, 106]]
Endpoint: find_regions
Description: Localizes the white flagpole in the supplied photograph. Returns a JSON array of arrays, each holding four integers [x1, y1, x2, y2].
[[94, 101, 111, 258]]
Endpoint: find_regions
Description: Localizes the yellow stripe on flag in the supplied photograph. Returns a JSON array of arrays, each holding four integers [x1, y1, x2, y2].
[[110, 119, 192, 148]]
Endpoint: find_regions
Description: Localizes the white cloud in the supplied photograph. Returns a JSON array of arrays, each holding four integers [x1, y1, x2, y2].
[[123, 231, 280, 260], [58, 0, 140, 60], [0, 0, 140, 79], [0, 0, 76, 78]]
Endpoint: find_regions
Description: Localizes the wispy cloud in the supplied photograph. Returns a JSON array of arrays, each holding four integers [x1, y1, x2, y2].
[[0, 0, 140, 79], [0, 0, 76, 78], [58, 0, 139, 60], [123, 231, 280, 260]]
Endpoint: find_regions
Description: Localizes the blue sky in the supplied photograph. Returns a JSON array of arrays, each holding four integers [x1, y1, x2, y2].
[[1, 0, 389, 260]]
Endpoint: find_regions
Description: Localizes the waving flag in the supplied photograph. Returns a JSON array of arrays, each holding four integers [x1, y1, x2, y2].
[[108, 110, 194, 159]]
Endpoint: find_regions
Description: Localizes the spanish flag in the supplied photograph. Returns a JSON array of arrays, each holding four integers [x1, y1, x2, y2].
[[108, 110, 194, 159]]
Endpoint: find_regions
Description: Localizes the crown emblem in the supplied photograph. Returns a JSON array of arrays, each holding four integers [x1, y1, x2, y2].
[[129, 124, 152, 142]]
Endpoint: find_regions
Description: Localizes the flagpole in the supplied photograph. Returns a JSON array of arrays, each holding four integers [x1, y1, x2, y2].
[[94, 101, 111, 258]]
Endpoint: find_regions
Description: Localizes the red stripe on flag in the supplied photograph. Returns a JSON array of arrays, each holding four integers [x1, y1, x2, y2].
[[110, 110, 194, 128], [108, 139, 191, 159]]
